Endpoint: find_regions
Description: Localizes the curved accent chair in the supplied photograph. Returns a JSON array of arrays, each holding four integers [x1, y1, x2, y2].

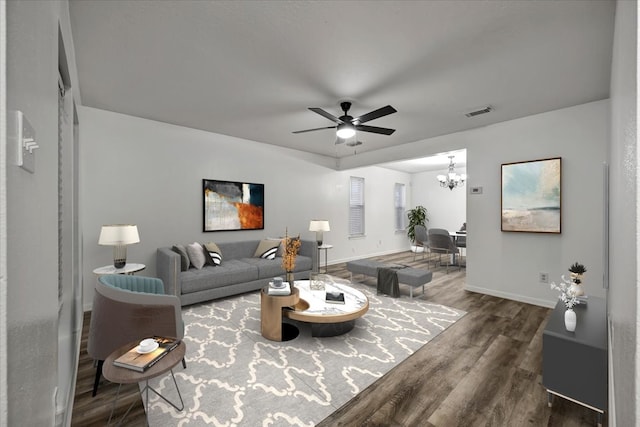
[[413, 224, 429, 261], [427, 228, 460, 273], [87, 274, 184, 396]]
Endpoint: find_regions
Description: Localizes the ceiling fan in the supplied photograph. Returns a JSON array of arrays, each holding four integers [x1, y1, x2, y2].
[[293, 101, 397, 140]]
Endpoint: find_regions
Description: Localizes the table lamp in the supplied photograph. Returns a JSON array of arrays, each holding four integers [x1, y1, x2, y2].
[[309, 220, 330, 246], [99, 224, 140, 268]]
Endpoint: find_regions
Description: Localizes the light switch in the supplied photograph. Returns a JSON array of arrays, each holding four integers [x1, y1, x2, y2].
[[8, 110, 37, 173]]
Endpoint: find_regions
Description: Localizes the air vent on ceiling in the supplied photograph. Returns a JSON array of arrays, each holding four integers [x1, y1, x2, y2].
[[465, 106, 493, 118]]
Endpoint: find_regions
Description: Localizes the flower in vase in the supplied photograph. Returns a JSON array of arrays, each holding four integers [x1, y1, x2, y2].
[[550, 275, 580, 309], [281, 229, 301, 273]]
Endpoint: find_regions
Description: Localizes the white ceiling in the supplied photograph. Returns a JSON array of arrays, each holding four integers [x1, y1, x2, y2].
[[68, 1, 615, 172]]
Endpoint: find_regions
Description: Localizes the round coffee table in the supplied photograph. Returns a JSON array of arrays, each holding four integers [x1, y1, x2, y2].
[[285, 280, 369, 337]]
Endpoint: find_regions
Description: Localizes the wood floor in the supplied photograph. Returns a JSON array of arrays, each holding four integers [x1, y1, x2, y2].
[[71, 251, 602, 426]]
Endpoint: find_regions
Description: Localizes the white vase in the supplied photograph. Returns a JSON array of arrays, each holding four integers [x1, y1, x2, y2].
[[564, 308, 577, 332]]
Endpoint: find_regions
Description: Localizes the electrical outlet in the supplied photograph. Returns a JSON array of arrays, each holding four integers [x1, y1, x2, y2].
[[539, 272, 549, 284]]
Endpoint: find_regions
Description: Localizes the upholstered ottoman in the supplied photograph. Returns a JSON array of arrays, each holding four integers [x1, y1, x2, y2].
[[396, 268, 433, 298], [346, 259, 433, 298]]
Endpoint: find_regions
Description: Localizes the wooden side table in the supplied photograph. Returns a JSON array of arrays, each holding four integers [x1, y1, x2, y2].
[[103, 340, 186, 425], [93, 263, 146, 276], [260, 287, 300, 341]]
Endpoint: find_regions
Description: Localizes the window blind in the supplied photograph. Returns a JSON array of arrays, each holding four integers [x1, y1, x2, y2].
[[394, 183, 406, 231], [349, 176, 365, 236]]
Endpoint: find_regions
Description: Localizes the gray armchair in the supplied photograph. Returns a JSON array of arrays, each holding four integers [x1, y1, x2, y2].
[[87, 274, 184, 396], [427, 228, 460, 273]]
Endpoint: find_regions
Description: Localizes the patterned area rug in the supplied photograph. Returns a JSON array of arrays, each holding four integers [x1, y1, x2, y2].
[[146, 281, 465, 426]]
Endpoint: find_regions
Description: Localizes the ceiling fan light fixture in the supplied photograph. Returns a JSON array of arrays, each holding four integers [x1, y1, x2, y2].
[[336, 123, 356, 139]]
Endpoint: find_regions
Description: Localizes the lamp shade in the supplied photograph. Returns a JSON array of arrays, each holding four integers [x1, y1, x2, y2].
[[98, 224, 140, 246], [309, 220, 330, 232]]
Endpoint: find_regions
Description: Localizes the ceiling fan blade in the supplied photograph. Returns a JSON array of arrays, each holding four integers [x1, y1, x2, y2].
[[292, 126, 336, 134], [353, 105, 397, 124], [309, 107, 344, 124], [355, 124, 396, 135]]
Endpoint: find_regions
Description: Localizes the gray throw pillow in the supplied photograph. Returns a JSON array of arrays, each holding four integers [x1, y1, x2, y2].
[[186, 242, 206, 270], [171, 245, 191, 271]]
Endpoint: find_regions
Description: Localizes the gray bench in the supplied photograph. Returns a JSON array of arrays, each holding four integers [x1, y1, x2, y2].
[[346, 259, 433, 298]]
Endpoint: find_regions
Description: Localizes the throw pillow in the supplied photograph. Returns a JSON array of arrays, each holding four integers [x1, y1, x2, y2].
[[186, 242, 206, 270], [171, 244, 191, 271], [254, 239, 280, 260], [204, 242, 222, 266], [201, 243, 217, 266], [267, 237, 285, 257]]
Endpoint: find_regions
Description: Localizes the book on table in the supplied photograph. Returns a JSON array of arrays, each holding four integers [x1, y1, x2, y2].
[[325, 291, 345, 304], [113, 336, 181, 372]]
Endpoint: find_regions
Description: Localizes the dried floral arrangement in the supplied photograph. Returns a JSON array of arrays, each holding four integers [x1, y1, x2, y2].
[[281, 229, 301, 272], [550, 276, 580, 309]]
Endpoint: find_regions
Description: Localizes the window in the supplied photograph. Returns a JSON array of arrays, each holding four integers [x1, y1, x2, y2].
[[349, 176, 365, 236], [394, 183, 406, 231]]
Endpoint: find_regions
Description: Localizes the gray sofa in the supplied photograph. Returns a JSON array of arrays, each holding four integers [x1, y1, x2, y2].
[[157, 239, 316, 306]]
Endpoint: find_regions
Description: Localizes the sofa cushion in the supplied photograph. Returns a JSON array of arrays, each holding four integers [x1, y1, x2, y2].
[[204, 242, 222, 266], [253, 239, 280, 260], [180, 260, 259, 294], [186, 242, 206, 270], [172, 245, 191, 271]]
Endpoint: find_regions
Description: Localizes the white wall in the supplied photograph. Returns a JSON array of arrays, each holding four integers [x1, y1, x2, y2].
[[466, 101, 609, 307], [79, 107, 412, 309], [608, 1, 638, 425], [4, 0, 81, 424], [410, 167, 467, 232]]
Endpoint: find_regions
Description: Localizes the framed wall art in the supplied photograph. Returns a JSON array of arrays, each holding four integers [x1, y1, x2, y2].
[[203, 179, 264, 232], [501, 157, 561, 233]]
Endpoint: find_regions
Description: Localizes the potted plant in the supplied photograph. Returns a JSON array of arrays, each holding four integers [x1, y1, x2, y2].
[[568, 262, 587, 297], [406, 205, 428, 251]]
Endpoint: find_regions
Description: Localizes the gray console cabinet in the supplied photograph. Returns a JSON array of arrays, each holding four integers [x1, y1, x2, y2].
[[542, 296, 607, 425]]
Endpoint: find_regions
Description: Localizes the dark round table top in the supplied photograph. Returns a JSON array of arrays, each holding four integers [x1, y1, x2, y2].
[[103, 340, 186, 384]]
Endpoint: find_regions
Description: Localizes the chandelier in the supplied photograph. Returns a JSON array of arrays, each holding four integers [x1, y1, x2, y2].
[[437, 156, 467, 190]]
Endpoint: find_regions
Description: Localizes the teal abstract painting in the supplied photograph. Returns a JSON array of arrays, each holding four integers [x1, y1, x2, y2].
[[501, 157, 561, 233]]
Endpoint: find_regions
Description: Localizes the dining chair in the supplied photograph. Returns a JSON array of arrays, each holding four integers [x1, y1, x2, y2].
[[427, 228, 460, 273], [455, 225, 467, 266], [413, 224, 429, 261], [87, 274, 185, 397]]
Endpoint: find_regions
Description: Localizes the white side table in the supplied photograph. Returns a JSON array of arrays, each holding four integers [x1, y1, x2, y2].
[[317, 244, 333, 273], [93, 263, 146, 276]]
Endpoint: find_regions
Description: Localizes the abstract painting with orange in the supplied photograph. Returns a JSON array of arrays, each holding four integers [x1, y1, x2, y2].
[[203, 179, 264, 231]]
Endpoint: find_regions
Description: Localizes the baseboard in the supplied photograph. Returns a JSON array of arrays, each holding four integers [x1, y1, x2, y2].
[[608, 315, 615, 427], [464, 284, 557, 308], [327, 249, 409, 267]]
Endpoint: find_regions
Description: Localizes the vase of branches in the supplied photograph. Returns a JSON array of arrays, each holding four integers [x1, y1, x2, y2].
[[282, 229, 301, 285], [550, 278, 580, 332]]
